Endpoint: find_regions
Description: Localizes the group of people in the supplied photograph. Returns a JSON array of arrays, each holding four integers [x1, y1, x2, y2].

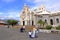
[[28, 28, 38, 38], [20, 26, 39, 38]]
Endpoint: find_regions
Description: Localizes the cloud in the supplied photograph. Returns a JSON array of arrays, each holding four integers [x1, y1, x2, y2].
[[25, 0, 60, 12], [0, 11, 20, 20], [33, 0, 49, 3], [0, 13, 4, 19], [6, 11, 20, 20], [25, 0, 50, 3], [1, 0, 16, 3], [0, 13, 3, 15], [46, 2, 60, 12]]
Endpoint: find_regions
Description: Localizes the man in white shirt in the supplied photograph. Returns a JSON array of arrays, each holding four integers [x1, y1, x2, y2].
[[28, 30, 32, 38]]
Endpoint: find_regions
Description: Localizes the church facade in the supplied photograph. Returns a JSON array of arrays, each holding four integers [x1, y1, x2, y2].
[[20, 4, 60, 27]]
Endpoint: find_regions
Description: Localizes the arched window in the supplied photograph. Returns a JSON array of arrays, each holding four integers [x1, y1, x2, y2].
[[56, 18, 59, 23], [45, 19, 47, 23]]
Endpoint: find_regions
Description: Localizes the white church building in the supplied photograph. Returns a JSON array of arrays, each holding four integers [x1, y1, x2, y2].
[[20, 4, 60, 27]]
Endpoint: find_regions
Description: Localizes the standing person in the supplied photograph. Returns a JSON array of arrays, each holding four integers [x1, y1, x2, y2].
[[35, 29, 38, 38], [35, 27, 39, 38], [7, 25, 9, 28]]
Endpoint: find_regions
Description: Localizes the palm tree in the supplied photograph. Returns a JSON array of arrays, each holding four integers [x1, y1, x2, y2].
[[38, 20, 47, 29], [38, 20, 43, 28], [43, 21, 47, 28]]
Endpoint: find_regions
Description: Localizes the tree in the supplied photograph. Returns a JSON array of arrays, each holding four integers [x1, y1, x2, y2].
[[7, 19, 18, 26], [38, 20, 44, 28], [38, 20, 47, 28], [43, 21, 47, 28]]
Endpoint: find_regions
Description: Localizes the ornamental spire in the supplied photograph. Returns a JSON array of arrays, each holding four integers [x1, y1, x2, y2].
[[39, 4, 45, 11]]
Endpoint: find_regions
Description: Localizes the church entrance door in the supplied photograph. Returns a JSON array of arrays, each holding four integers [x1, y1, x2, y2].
[[32, 21, 34, 26], [23, 21, 25, 26]]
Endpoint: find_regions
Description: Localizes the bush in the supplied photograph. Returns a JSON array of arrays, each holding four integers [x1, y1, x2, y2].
[[56, 25, 60, 30], [46, 25, 52, 30]]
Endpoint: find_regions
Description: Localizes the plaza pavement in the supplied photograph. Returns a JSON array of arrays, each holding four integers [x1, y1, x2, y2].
[[0, 27, 60, 40]]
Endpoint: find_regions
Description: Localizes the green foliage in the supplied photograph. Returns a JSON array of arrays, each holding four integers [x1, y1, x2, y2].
[[7, 19, 18, 26], [56, 25, 60, 30], [46, 25, 52, 30], [38, 20, 47, 29], [38, 20, 43, 25]]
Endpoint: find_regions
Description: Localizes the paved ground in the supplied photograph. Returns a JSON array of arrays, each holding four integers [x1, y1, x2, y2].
[[0, 27, 60, 40]]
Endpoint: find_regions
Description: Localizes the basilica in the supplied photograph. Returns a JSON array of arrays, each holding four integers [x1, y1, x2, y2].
[[20, 4, 60, 27]]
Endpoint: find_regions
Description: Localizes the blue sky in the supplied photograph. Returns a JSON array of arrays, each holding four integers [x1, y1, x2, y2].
[[0, 0, 60, 20]]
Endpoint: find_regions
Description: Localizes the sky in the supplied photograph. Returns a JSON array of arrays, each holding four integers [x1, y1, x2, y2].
[[0, 0, 60, 20]]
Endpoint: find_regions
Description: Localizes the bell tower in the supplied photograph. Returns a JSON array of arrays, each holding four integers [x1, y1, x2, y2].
[[39, 4, 45, 11], [20, 3, 31, 26]]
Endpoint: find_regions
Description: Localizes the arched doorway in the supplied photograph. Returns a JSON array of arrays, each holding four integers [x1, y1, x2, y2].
[[50, 19, 53, 25], [23, 21, 25, 26], [56, 18, 59, 23], [45, 19, 47, 23], [32, 21, 34, 26]]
